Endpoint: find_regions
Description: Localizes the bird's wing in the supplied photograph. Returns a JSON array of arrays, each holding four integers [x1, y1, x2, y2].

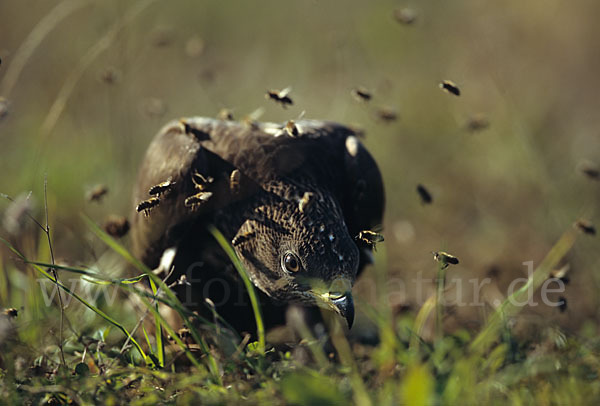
[[131, 118, 384, 269]]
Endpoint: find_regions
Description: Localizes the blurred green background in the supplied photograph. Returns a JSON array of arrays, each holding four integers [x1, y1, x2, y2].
[[1, 0, 599, 335]]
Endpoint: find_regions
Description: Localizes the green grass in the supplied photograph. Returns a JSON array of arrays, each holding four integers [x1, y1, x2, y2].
[[1, 209, 599, 404]]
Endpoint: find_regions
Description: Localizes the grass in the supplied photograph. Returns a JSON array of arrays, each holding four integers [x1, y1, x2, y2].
[[1, 194, 599, 404]]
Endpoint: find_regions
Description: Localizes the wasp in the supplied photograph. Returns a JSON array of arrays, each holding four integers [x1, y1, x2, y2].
[[356, 230, 385, 250], [180, 120, 211, 141], [242, 107, 264, 130], [230, 169, 241, 194], [575, 219, 596, 235], [578, 161, 600, 180], [3, 308, 18, 319], [298, 192, 315, 213], [432, 251, 459, 269], [550, 263, 570, 285], [185, 191, 213, 209], [375, 106, 398, 123], [440, 80, 461, 96], [217, 108, 234, 121], [168, 328, 193, 344], [103, 215, 130, 238], [284, 120, 300, 137], [416, 184, 433, 204], [136, 197, 160, 217], [87, 184, 108, 202], [266, 87, 293, 108], [393, 7, 417, 25], [99, 66, 120, 84], [148, 178, 176, 196], [466, 114, 490, 132], [351, 87, 372, 102], [558, 296, 568, 312], [192, 171, 214, 191]]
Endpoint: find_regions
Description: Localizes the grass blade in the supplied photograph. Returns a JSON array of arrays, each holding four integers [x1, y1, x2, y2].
[[208, 225, 265, 355], [470, 227, 578, 353], [0, 236, 150, 365], [82, 215, 223, 384]]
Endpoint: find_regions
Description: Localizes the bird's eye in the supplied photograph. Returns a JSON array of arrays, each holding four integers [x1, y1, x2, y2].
[[282, 252, 301, 273]]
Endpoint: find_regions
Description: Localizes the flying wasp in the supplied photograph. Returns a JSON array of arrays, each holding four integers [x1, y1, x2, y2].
[[148, 178, 176, 196], [440, 80, 461, 96], [432, 251, 460, 269], [375, 106, 398, 123], [242, 107, 265, 130], [266, 87, 293, 108], [577, 161, 600, 180], [575, 219, 596, 235], [393, 7, 417, 25], [180, 119, 211, 141], [416, 184, 433, 204], [550, 263, 570, 285], [87, 184, 108, 202], [2, 308, 18, 319], [351, 87, 372, 102], [185, 191, 213, 209], [558, 296, 568, 313], [136, 197, 160, 217], [466, 114, 490, 132], [356, 230, 385, 251]]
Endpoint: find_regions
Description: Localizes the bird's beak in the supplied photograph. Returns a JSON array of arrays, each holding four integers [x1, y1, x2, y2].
[[331, 293, 355, 329], [308, 277, 355, 329]]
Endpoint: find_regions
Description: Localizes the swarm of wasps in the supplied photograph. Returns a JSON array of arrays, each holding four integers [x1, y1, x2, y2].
[[356, 230, 385, 251], [136, 177, 176, 217]]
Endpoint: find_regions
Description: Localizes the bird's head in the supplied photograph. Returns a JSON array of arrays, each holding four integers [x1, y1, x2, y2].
[[230, 184, 359, 327]]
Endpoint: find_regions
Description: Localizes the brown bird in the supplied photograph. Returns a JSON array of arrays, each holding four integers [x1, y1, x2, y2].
[[131, 118, 384, 332]]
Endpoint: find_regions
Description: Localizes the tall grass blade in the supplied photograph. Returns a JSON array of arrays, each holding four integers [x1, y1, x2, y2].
[[82, 215, 223, 384], [208, 225, 266, 355], [0, 236, 151, 365], [470, 228, 578, 353]]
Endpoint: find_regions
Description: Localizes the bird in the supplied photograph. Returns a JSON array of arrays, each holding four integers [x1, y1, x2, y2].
[[131, 117, 384, 334]]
